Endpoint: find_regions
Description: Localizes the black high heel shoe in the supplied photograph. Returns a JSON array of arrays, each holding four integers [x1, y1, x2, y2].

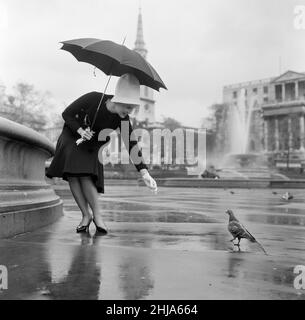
[[76, 217, 92, 233], [93, 218, 108, 234]]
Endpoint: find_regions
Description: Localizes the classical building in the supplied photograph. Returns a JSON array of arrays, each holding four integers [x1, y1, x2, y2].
[[262, 71, 305, 167], [223, 70, 305, 168]]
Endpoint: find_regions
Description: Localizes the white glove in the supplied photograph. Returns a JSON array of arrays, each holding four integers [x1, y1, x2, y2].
[[140, 169, 158, 193], [76, 127, 95, 145]]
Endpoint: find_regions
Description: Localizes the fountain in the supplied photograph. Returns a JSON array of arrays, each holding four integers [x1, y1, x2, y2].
[[218, 88, 276, 180], [230, 88, 254, 155]]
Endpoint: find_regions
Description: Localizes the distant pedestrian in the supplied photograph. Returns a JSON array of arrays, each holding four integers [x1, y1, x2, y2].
[[46, 74, 157, 233]]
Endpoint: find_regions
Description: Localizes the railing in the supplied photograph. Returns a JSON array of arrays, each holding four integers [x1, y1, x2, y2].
[[262, 96, 305, 107]]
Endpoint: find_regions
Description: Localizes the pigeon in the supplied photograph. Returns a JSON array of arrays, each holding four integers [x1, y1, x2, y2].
[[281, 192, 293, 201], [226, 209, 268, 255], [272, 191, 278, 195], [230, 191, 235, 195]]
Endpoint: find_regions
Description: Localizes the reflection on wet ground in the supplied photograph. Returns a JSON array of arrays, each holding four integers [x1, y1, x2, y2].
[[0, 186, 305, 299]]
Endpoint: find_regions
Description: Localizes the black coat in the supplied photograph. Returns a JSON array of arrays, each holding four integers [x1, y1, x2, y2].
[[46, 91, 147, 193]]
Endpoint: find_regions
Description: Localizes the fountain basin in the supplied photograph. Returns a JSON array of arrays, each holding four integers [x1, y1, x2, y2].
[[0, 117, 63, 238]]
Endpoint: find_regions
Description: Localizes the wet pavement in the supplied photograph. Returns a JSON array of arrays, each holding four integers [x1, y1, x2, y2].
[[0, 185, 305, 299]]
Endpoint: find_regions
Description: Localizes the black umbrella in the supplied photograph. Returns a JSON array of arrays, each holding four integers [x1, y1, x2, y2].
[[60, 38, 167, 91], [60, 38, 167, 144]]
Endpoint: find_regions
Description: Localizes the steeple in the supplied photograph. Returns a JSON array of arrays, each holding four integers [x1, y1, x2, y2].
[[132, 4, 155, 124], [134, 6, 148, 59]]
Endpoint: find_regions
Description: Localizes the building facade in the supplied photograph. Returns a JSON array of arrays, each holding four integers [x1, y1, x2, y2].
[[223, 70, 305, 167]]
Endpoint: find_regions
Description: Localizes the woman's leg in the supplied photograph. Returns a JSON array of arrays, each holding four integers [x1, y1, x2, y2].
[[79, 176, 107, 228], [67, 176, 92, 226]]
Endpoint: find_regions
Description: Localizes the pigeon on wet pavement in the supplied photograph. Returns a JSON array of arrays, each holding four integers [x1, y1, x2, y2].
[[226, 209, 268, 255], [281, 192, 293, 201]]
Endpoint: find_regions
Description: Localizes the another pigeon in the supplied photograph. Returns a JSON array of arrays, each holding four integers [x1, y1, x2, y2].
[[226, 209, 267, 255], [281, 192, 293, 201], [230, 191, 235, 195]]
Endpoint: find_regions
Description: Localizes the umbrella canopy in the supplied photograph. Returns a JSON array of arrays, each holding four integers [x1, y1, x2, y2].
[[60, 38, 167, 91]]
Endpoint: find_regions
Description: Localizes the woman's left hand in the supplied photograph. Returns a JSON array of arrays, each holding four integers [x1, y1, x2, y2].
[[140, 169, 158, 193]]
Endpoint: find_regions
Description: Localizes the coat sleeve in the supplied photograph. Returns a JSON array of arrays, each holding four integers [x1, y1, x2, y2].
[[62, 92, 96, 134], [120, 117, 148, 172]]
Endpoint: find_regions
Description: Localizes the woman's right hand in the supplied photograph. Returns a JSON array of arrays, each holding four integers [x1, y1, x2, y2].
[[77, 127, 95, 141], [140, 169, 158, 193]]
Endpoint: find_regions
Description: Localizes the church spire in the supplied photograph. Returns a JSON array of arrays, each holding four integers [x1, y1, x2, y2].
[[134, 6, 148, 58]]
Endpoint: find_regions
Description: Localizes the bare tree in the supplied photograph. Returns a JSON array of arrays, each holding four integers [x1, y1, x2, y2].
[[2, 82, 55, 132], [162, 117, 182, 131]]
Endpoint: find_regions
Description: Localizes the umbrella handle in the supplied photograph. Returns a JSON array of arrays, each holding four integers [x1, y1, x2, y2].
[[75, 127, 91, 145], [76, 137, 84, 145]]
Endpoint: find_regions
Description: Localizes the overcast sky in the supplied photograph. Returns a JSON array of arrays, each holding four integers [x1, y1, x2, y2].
[[0, 0, 304, 127]]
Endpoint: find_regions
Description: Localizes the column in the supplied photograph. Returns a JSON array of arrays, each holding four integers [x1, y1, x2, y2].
[[287, 117, 292, 150], [295, 81, 299, 100], [264, 119, 269, 151], [282, 83, 286, 101], [300, 114, 305, 150], [275, 117, 279, 151]]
